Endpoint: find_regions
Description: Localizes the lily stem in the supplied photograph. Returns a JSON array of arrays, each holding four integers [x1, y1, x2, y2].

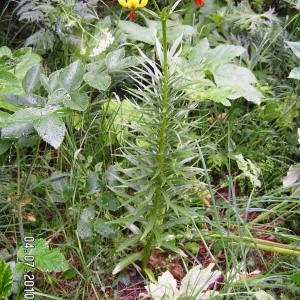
[[142, 9, 170, 270]]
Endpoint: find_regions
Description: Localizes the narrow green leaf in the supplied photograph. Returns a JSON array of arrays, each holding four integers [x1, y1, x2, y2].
[[112, 252, 142, 275]]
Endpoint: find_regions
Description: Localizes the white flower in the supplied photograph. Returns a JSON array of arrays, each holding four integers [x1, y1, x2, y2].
[[90, 29, 114, 57], [144, 263, 221, 300]]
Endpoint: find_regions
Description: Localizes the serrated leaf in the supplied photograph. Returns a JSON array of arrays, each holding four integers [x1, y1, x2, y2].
[[34, 115, 66, 149], [83, 71, 111, 91], [112, 252, 142, 275], [214, 64, 262, 104], [22, 64, 42, 94], [0, 260, 13, 298], [17, 239, 68, 273], [36, 248, 69, 272], [205, 45, 245, 71], [192, 86, 233, 106]]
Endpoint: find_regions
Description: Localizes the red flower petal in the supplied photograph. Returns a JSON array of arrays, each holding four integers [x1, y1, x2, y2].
[[128, 11, 137, 20], [194, 0, 205, 7]]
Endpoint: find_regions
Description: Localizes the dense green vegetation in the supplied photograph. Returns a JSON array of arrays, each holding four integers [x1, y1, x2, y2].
[[0, 0, 300, 299]]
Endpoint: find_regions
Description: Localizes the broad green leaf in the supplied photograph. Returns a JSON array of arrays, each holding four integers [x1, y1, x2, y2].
[[34, 115, 66, 149], [289, 67, 300, 80], [165, 23, 195, 42], [286, 41, 300, 59], [17, 239, 68, 273], [118, 21, 155, 45], [6, 106, 60, 125], [77, 219, 93, 239], [86, 171, 100, 193], [93, 219, 116, 238], [205, 45, 245, 70], [290, 272, 300, 285], [214, 64, 262, 104], [59, 60, 84, 91], [0, 260, 13, 299], [12, 50, 41, 81], [5, 94, 44, 107], [0, 46, 12, 58], [80, 206, 96, 222], [96, 191, 119, 211], [105, 48, 140, 73], [22, 64, 42, 94], [0, 71, 22, 111], [0, 140, 12, 155], [36, 249, 69, 272], [64, 92, 89, 111], [1, 123, 34, 139], [191, 86, 233, 106], [77, 207, 96, 238], [105, 48, 125, 71], [84, 71, 111, 91], [48, 88, 70, 105], [112, 252, 142, 275], [189, 38, 210, 64], [49, 70, 61, 92]]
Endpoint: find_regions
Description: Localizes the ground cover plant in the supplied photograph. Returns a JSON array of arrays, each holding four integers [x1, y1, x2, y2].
[[0, 0, 300, 299]]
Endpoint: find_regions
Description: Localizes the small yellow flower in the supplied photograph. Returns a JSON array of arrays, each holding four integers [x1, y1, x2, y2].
[[118, 0, 148, 9]]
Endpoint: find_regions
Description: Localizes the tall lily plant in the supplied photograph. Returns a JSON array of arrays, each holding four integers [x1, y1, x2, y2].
[[113, 0, 206, 273]]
